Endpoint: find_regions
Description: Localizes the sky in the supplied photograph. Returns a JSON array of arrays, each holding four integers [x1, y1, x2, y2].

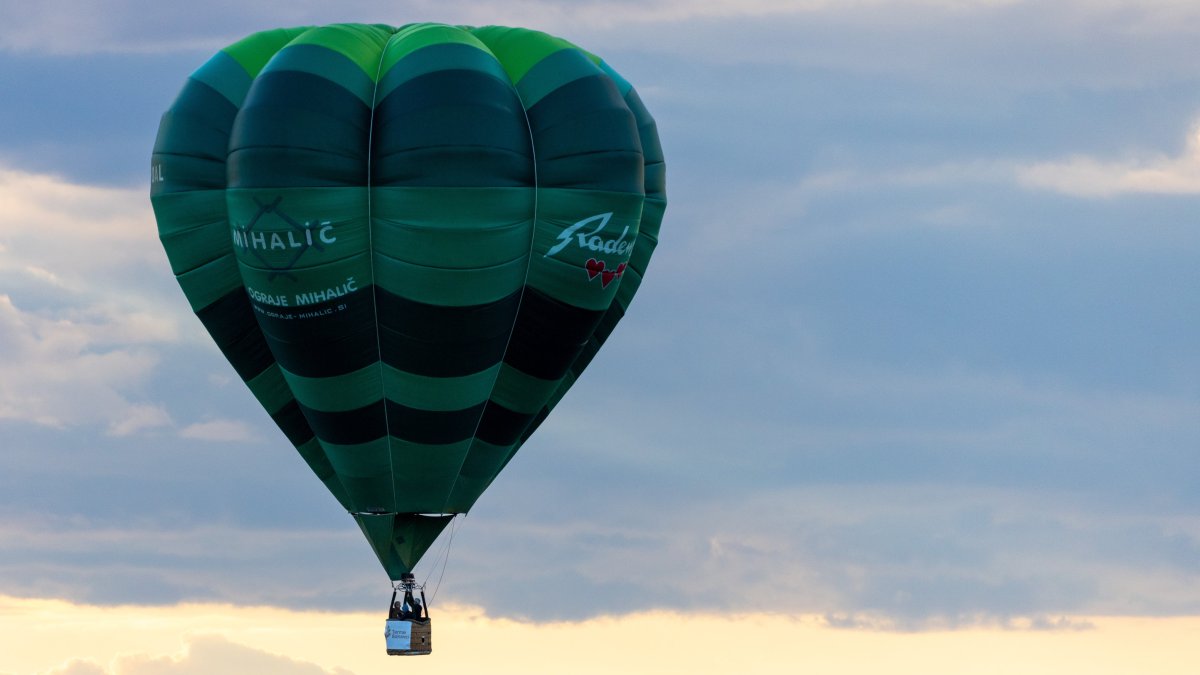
[[0, 0, 1198, 672]]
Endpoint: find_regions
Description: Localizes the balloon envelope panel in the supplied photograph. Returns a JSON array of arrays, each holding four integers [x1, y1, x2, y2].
[[151, 23, 666, 578]]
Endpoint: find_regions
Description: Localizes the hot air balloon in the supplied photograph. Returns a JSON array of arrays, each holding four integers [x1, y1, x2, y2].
[[150, 22, 665, 655]]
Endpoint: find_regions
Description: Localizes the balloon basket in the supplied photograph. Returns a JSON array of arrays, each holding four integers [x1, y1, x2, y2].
[[385, 573, 433, 655], [385, 618, 432, 655]]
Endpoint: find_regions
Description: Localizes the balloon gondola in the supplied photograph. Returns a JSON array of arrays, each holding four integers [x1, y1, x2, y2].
[[150, 22, 665, 655]]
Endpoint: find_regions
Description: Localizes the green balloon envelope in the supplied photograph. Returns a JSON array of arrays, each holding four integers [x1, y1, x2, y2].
[[150, 23, 666, 580]]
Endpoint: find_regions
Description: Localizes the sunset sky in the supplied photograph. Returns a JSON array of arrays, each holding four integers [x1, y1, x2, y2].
[[1, 1, 1198, 673]]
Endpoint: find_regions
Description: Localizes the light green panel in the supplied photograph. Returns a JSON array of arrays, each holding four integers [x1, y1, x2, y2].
[[280, 362, 382, 413], [528, 188, 645, 310], [266, 42, 380, 106], [489, 364, 560, 415], [152, 190, 230, 274], [226, 187, 369, 271], [236, 252, 372, 316], [513, 47, 602, 108], [384, 363, 501, 412], [376, 38, 508, 102], [443, 438, 511, 512], [371, 187, 534, 267], [175, 255, 242, 312], [468, 25, 578, 84], [222, 26, 313, 78], [597, 59, 633, 96], [244, 364, 295, 413], [296, 436, 352, 511], [322, 437, 395, 513], [287, 24, 393, 80], [371, 253, 527, 307], [389, 437, 473, 512], [190, 50, 255, 107]]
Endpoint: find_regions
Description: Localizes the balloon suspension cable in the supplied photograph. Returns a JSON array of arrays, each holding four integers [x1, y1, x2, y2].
[[423, 514, 458, 606]]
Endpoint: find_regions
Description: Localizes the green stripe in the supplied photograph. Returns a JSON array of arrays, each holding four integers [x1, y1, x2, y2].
[[245, 364, 295, 414], [223, 27, 311, 77], [175, 256, 241, 312], [597, 59, 633, 96], [267, 43, 379, 106], [514, 47, 602, 108], [371, 187, 534, 268], [153, 191, 230, 274], [226, 187, 370, 272], [469, 25, 577, 84], [527, 188, 645, 310], [385, 363, 501, 411], [376, 39, 509, 103], [281, 362, 382, 412], [191, 50, 255, 107], [287, 24, 392, 81], [372, 252, 527, 307], [322, 437, 393, 513], [390, 437, 472, 511], [490, 364, 560, 415], [444, 438, 511, 512], [282, 362, 503, 413]]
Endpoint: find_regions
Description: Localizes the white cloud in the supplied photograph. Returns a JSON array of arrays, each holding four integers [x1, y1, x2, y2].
[[1018, 121, 1200, 196], [0, 166, 173, 298], [0, 294, 170, 430], [108, 404, 174, 437], [0, 166, 213, 433], [179, 418, 259, 442], [116, 636, 350, 675], [6, 595, 1200, 675]]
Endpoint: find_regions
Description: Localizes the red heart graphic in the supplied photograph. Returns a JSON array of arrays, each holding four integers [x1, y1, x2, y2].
[[615, 262, 627, 277], [601, 270, 616, 287], [585, 258, 604, 280]]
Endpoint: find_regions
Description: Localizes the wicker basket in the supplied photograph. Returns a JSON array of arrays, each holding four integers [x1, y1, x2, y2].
[[386, 619, 433, 656]]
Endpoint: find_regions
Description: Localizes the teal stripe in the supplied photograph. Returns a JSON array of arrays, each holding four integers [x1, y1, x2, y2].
[[372, 253, 527, 307], [597, 59, 633, 97], [385, 363, 501, 411], [376, 41, 509, 102], [281, 362, 382, 413], [175, 255, 241, 312], [443, 438, 511, 512], [226, 187, 370, 271], [322, 437, 394, 513], [515, 48, 601, 108], [245, 364, 295, 413], [191, 50, 255, 107], [489, 364, 560, 415], [527, 188, 645, 310], [268, 43, 379, 106], [371, 187, 534, 268], [283, 362, 501, 413], [390, 437, 472, 511], [153, 191, 230, 274]]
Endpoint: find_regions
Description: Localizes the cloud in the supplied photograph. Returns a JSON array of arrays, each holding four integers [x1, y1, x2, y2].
[[178, 418, 260, 442], [1018, 123, 1200, 196], [5, 596, 1200, 675], [116, 636, 351, 675], [0, 294, 170, 430], [0, 166, 203, 433], [0, 165, 176, 302], [45, 661, 108, 675]]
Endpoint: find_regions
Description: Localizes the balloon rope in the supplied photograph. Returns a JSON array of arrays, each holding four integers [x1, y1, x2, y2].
[[438, 43, 541, 512], [365, 29, 400, 511], [425, 514, 458, 605]]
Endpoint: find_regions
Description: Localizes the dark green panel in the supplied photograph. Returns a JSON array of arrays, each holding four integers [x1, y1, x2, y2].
[[353, 514, 454, 580], [229, 71, 371, 188]]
